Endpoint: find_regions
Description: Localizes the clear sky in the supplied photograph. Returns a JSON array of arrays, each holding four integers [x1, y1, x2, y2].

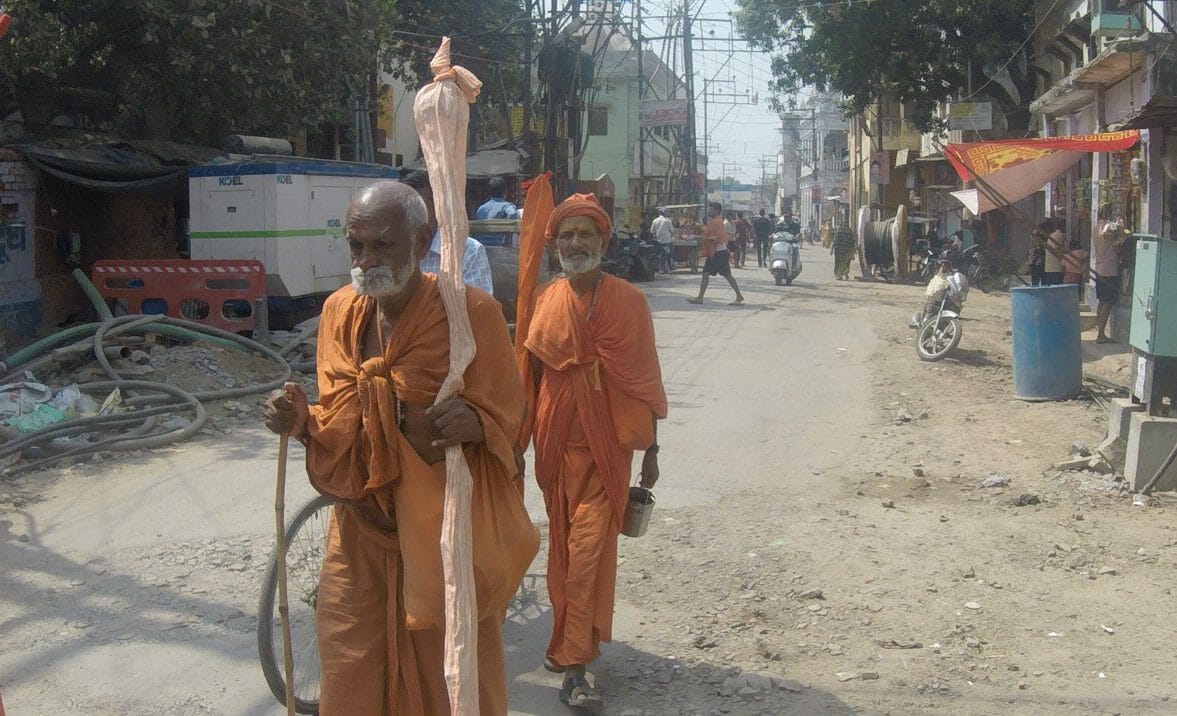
[[638, 0, 785, 185]]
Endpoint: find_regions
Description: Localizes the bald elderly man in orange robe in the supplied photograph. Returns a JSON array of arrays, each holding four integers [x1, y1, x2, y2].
[[520, 194, 668, 708], [264, 181, 537, 714]]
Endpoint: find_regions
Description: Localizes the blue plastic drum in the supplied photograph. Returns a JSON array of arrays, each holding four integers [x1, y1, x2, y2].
[[1010, 285, 1082, 400]]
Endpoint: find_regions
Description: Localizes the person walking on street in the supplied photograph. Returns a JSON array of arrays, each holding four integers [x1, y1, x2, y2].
[[735, 212, 752, 267], [751, 209, 774, 267], [262, 181, 538, 714], [688, 202, 745, 305], [831, 224, 856, 280], [521, 194, 668, 710]]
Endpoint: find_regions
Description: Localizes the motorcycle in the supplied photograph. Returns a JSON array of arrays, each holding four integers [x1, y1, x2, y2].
[[602, 230, 658, 282], [768, 231, 803, 286], [910, 268, 968, 361]]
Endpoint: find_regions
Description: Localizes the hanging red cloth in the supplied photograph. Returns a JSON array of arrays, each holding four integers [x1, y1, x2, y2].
[[945, 131, 1140, 214]]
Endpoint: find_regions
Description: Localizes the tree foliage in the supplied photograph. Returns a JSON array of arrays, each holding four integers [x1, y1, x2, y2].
[[0, 0, 528, 147], [736, 0, 1037, 131], [0, 0, 394, 145]]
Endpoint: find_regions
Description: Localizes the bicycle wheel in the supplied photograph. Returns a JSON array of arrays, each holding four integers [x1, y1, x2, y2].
[[258, 494, 332, 714]]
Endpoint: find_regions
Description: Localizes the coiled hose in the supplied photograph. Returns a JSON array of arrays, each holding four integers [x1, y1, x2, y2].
[[0, 314, 292, 475]]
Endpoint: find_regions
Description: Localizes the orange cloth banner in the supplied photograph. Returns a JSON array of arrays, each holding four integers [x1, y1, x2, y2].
[[946, 131, 1140, 180], [944, 131, 1140, 214]]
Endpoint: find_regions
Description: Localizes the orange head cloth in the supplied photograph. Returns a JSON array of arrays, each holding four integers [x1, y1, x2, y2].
[[545, 193, 613, 245]]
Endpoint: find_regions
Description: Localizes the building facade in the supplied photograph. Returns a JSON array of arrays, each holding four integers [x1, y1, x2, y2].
[[1030, 0, 1176, 339], [796, 93, 850, 231]]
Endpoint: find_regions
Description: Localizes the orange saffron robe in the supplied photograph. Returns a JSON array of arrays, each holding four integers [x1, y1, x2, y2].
[[305, 275, 539, 714], [524, 274, 668, 666]]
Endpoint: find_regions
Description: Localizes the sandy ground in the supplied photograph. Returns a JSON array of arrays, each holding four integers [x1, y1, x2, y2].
[[2, 247, 1175, 715]]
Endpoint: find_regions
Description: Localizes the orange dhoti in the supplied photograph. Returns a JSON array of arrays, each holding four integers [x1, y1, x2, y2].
[[317, 502, 507, 714], [541, 414, 620, 665]]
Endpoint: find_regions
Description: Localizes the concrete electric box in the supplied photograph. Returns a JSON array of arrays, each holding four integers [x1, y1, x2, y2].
[[188, 157, 399, 299], [1130, 238, 1177, 358]]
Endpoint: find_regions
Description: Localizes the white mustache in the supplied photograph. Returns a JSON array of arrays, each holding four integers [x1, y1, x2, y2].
[[559, 250, 602, 276], [351, 251, 417, 297]]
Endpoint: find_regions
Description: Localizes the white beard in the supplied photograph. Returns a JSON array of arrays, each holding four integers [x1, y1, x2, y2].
[[351, 250, 417, 297], [559, 250, 602, 276]]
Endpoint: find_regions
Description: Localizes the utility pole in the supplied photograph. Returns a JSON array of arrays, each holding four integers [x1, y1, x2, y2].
[[522, 0, 535, 173], [683, 5, 697, 204], [544, 0, 559, 190], [636, 0, 646, 216]]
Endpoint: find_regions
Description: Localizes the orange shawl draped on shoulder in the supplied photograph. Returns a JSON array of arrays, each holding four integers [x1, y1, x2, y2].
[[306, 275, 538, 628], [524, 274, 668, 529]]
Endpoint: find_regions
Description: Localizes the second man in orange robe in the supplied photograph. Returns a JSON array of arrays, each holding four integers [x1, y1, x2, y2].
[[521, 194, 668, 709]]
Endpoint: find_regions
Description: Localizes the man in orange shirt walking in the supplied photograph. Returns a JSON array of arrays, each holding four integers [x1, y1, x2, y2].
[[687, 202, 745, 305]]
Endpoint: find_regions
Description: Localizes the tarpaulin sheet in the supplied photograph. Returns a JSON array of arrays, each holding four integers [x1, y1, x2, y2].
[[945, 131, 1140, 214], [8, 141, 221, 194]]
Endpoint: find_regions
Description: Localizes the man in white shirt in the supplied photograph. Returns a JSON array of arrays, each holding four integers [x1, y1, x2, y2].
[[651, 208, 674, 273], [1093, 208, 1127, 344], [400, 170, 494, 295]]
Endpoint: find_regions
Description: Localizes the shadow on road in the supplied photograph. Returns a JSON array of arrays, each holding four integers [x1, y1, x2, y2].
[[502, 572, 855, 715]]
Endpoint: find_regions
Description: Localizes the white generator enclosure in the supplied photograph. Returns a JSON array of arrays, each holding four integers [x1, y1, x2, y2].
[[189, 158, 399, 298]]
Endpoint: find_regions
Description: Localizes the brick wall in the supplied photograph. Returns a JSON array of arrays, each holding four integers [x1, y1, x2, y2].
[[0, 150, 37, 190]]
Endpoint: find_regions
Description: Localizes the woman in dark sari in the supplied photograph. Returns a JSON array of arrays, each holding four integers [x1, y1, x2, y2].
[[831, 226, 856, 280]]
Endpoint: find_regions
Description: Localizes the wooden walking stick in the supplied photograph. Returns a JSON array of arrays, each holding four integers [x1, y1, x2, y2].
[[274, 429, 296, 716]]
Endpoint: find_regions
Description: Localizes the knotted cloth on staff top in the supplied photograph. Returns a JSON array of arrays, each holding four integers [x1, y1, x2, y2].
[[945, 131, 1140, 215], [413, 37, 485, 715]]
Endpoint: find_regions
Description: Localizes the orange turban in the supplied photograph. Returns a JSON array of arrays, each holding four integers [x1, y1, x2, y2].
[[544, 193, 613, 243]]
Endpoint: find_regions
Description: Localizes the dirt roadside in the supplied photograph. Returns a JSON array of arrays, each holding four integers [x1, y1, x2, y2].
[[589, 267, 1176, 715]]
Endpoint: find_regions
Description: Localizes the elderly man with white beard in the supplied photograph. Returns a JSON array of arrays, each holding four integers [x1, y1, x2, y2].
[[518, 193, 667, 709], [262, 180, 536, 713]]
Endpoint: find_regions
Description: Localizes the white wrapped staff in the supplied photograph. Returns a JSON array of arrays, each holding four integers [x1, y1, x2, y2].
[[413, 38, 483, 714]]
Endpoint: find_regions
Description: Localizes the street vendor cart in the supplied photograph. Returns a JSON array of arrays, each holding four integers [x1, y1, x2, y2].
[[661, 204, 703, 272]]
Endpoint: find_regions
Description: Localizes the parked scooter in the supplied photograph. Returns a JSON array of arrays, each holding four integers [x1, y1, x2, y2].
[[910, 262, 968, 361], [768, 231, 803, 286]]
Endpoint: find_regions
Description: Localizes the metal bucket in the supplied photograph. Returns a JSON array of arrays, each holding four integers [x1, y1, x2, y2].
[[622, 487, 655, 538]]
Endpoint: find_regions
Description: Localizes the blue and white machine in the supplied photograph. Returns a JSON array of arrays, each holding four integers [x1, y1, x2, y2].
[[188, 157, 399, 301]]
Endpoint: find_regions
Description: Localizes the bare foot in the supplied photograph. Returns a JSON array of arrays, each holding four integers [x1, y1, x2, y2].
[[686, 297, 703, 304], [729, 297, 744, 306]]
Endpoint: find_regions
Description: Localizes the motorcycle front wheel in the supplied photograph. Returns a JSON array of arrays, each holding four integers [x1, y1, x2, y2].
[[915, 316, 962, 361]]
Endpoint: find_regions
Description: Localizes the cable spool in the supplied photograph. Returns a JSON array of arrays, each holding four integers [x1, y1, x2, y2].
[[856, 205, 908, 278]]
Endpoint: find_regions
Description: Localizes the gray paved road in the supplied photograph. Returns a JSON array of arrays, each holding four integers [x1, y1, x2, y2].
[[0, 245, 877, 714]]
